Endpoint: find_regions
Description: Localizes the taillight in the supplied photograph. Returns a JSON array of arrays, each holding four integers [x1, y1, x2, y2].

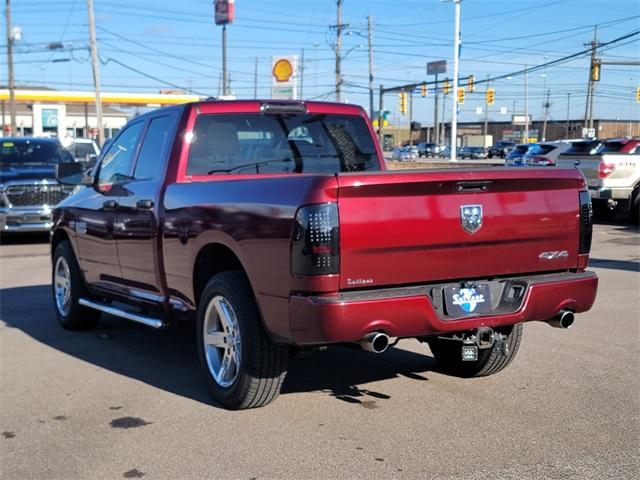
[[598, 162, 616, 178], [291, 203, 339, 276], [579, 191, 593, 254], [531, 155, 554, 166]]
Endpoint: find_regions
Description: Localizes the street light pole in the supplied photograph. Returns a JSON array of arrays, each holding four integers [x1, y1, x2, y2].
[[222, 24, 228, 96], [524, 65, 529, 143], [87, 0, 105, 146], [5, 0, 17, 135], [566, 92, 571, 138], [367, 14, 375, 118], [449, 0, 461, 161]]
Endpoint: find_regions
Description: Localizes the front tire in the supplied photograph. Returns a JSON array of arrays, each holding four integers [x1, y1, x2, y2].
[[197, 271, 289, 410], [427, 323, 523, 377], [52, 241, 100, 330]]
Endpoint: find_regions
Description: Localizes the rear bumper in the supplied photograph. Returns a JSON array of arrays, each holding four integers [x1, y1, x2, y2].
[[289, 271, 598, 345], [590, 186, 633, 202], [0, 207, 53, 233]]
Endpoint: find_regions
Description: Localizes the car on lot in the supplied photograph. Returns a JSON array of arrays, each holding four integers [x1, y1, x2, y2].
[[417, 142, 439, 157], [51, 100, 597, 410], [557, 137, 640, 222], [488, 141, 516, 158], [460, 146, 488, 159], [0, 137, 77, 233], [60, 137, 100, 166], [392, 145, 418, 162], [505, 144, 536, 166]]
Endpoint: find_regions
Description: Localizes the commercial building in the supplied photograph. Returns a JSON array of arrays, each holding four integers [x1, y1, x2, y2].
[[0, 88, 201, 140]]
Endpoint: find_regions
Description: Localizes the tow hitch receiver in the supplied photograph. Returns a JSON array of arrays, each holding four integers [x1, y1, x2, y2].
[[437, 327, 509, 362]]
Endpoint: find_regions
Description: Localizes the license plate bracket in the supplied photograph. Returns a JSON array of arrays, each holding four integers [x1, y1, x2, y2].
[[444, 284, 492, 316]]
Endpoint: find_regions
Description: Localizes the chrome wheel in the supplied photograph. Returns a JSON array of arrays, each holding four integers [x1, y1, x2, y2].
[[203, 295, 241, 388], [54, 256, 72, 317]]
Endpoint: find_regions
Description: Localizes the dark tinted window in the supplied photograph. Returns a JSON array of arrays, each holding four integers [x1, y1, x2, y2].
[[564, 141, 600, 155], [598, 142, 624, 154], [187, 113, 381, 175], [514, 145, 529, 154], [72, 142, 96, 160], [0, 139, 70, 164], [135, 115, 177, 181], [98, 122, 144, 186]]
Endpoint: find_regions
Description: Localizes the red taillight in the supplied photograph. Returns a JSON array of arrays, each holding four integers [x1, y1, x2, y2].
[[531, 155, 554, 166], [598, 162, 616, 178]]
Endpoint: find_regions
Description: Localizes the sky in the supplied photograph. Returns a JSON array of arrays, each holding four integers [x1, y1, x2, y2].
[[3, 0, 640, 126]]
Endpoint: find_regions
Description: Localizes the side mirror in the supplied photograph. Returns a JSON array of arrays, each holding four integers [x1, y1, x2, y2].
[[56, 162, 93, 186]]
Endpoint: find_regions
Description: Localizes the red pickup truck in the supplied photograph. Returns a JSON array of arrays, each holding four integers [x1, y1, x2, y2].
[[52, 100, 597, 409]]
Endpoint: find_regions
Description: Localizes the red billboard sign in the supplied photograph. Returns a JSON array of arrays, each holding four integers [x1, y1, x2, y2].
[[214, 0, 235, 25]]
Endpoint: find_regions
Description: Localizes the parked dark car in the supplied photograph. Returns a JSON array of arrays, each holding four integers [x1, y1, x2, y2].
[[488, 141, 516, 158], [417, 142, 437, 157], [0, 137, 76, 233], [460, 146, 488, 159]]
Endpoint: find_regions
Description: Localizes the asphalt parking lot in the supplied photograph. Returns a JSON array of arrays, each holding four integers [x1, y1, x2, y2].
[[1, 219, 638, 480]]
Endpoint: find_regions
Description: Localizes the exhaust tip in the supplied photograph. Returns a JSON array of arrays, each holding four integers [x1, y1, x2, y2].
[[548, 310, 575, 329], [360, 332, 390, 353]]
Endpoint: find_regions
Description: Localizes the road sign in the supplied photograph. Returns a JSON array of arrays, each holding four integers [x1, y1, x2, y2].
[[582, 127, 596, 138], [512, 114, 531, 125], [500, 106, 508, 115], [475, 107, 483, 115], [214, 0, 235, 25], [427, 60, 447, 75]]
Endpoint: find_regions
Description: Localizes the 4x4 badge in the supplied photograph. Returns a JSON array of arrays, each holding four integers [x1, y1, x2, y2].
[[460, 205, 483, 234]]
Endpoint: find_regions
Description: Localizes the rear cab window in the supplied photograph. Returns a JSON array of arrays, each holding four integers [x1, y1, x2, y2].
[[186, 113, 381, 176]]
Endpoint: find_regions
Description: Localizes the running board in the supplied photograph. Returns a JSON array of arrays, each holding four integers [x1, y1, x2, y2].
[[79, 298, 166, 329]]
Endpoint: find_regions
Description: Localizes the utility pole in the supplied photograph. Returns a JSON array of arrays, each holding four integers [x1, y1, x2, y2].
[[584, 26, 599, 131], [434, 73, 439, 145], [5, 0, 16, 135], [566, 92, 571, 138], [334, 0, 343, 102], [222, 24, 228, 96], [378, 84, 384, 146], [441, 93, 447, 145], [367, 15, 375, 118], [253, 57, 258, 98], [542, 88, 550, 141], [87, 0, 104, 146], [524, 65, 529, 143], [299, 48, 305, 99], [449, 0, 461, 161], [408, 90, 413, 150], [483, 74, 489, 149]]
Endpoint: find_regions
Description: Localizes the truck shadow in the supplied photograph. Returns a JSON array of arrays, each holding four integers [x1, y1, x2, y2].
[[0, 284, 435, 408]]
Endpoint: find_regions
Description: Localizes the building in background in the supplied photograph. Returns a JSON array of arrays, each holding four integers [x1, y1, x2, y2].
[[0, 87, 201, 140]]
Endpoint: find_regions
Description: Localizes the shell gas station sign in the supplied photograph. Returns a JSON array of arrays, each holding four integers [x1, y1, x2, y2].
[[271, 55, 298, 100]]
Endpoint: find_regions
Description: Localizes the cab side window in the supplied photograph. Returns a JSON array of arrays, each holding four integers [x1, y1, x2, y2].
[[97, 122, 144, 187], [134, 115, 177, 181]]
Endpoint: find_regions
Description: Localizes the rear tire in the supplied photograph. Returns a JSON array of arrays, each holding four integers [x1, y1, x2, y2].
[[197, 271, 289, 410], [427, 323, 523, 377], [52, 241, 100, 330], [592, 201, 617, 221], [629, 187, 639, 225]]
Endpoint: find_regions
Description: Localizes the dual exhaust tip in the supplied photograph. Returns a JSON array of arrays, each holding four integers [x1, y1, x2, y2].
[[359, 332, 390, 353], [359, 310, 574, 353], [548, 309, 575, 329]]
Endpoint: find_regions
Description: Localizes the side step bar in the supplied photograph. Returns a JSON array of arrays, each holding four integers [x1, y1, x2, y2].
[[79, 298, 166, 329]]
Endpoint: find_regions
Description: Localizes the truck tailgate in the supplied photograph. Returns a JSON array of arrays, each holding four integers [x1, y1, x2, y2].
[[337, 168, 583, 290]]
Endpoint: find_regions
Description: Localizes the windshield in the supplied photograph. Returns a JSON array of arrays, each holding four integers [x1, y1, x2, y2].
[[187, 113, 381, 175], [1, 139, 70, 165], [565, 141, 599, 155]]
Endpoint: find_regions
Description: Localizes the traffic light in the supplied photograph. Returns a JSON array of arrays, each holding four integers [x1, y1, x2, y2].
[[443, 78, 451, 95], [467, 75, 475, 93], [486, 88, 495, 105], [421, 82, 427, 97], [636, 86, 640, 103], [399, 92, 408, 115], [591, 61, 600, 82], [457, 87, 465, 104]]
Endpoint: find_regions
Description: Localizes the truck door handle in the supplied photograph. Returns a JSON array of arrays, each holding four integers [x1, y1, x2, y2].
[[102, 200, 118, 210], [136, 199, 155, 209]]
